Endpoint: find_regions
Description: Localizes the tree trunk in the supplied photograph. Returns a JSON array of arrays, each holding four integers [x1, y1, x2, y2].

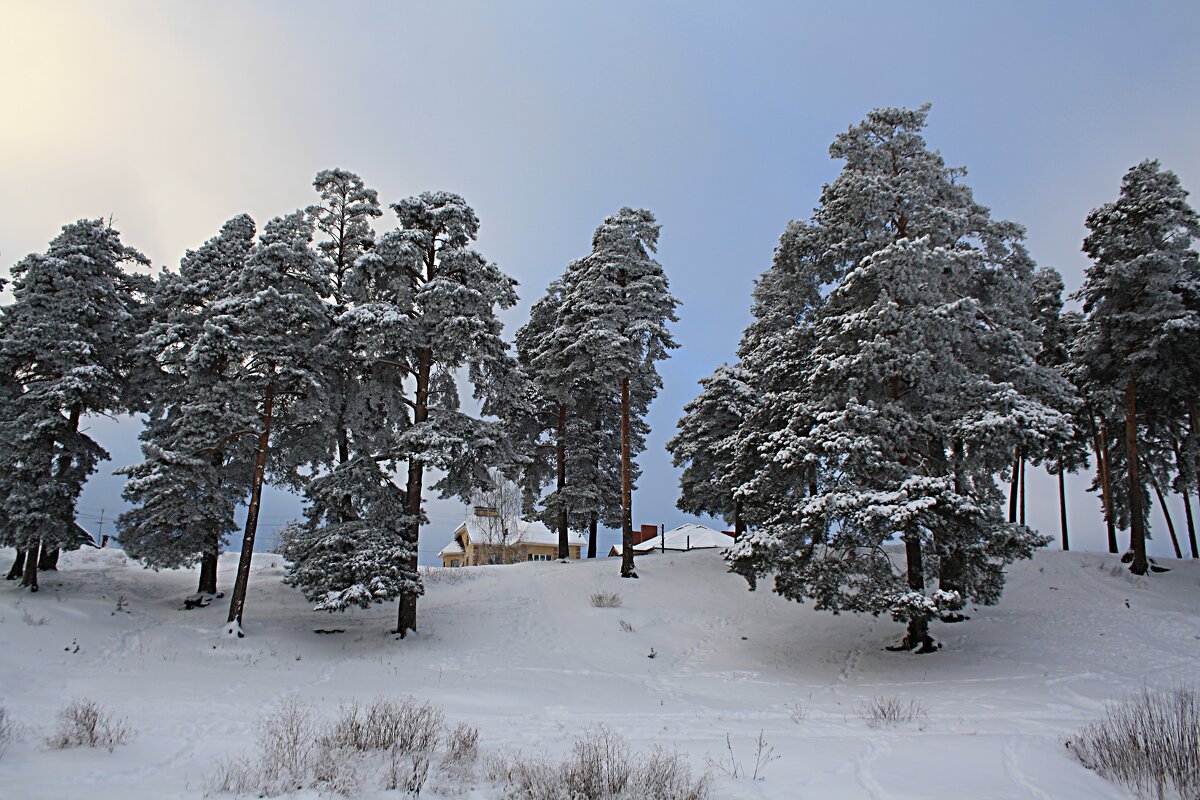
[[556, 402, 569, 560], [619, 376, 636, 579], [587, 514, 597, 559], [1092, 412, 1119, 554], [397, 348, 432, 636], [733, 497, 745, 540], [38, 547, 60, 571], [899, 532, 934, 653], [1058, 467, 1069, 551], [226, 380, 276, 635], [1008, 446, 1020, 524], [198, 547, 219, 595], [1147, 468, 1182, 559], [1183, 492, 1198, 561], [1018, 457, 1026, 527], [1190, 403, 1200, 559], [1124, 376, 1148, 575], [6, 549, 24, 580], [20, 541, 40, 592]]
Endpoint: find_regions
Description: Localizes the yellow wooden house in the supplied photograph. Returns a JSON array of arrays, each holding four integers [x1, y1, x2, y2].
[[437, 507, 586, 567]]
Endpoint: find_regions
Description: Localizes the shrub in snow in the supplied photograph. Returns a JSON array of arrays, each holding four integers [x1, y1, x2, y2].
[[322, 697, 445, 755], [444, 722, 480, 766], [0, 706, 16, 760], [705, 731, 778, 781], [858, 696, 925, 728], [45, 699, 132, 752], [487, 727, 710, 800], [1068, 687, 1200, 799], [590, 591, 622, 608]]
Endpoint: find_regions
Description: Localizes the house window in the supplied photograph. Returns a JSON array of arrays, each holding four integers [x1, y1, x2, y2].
[[450, 560, 460, 568], [489, 555, 501, 565]]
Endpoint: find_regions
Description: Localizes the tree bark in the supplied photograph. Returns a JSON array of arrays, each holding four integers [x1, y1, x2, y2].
[[587, 514, 597, 559], [1008, 447, 1020, 524], [1183, 492, 1198, 561], [1147, 467, 1182, 559], [556, 402, 569, 560], [226, 380, 275, 634], [6, 549, 24, 580], [619, 376, 636, 578], [1091, 412, 1119, 554], [397, 348, 432, 636], [1058, 467, 1069, 551], [899, 532, 934, 653], [198, 547, 219, 595], [1124, 376, 1148, 575], [733, 497, 745, 540], [1018, 457, 1026, 527], [38, 547, 60, 571], [20, 541, 40, 592]]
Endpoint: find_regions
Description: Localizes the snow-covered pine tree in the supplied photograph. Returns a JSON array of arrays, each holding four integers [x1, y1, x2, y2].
[[202, 211, 332, 635], [554, 208, 678, 577], [729, 105, 1068, 652], [668, 362, 755, 537], [1071, 160, 1200, 575], [117, 215, 257, 594], [304, 191, 518, 635], [513, 279, 577, 559], [0, 219, 150, 591], [279, 455, 409, 610], [1030, 267, 1089, 551]]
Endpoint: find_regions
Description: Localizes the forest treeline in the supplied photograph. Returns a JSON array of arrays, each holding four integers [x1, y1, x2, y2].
[[1, 105, 1196, 651]]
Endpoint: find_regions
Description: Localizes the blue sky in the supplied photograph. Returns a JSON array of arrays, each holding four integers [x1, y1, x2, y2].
[[2, 1, 1198, 560]]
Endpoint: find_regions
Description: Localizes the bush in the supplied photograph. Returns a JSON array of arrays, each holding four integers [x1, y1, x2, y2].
[[0, 706, 16, 760], [1068, 687, 1200, 799], [487, 727, 710, 800], [590, 591, 622, 608], [208, 697, 449, 797], [323, 697, 445, 754], [46, 699, 131, 752], [445, 722, 480, 766], [858, 696, 923, 728]]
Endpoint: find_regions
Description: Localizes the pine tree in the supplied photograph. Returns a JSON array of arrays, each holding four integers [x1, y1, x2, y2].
[[1072, 160, 1200, 575], [668, 363, 755, 536], [554, 208, 678, 577], [317, 191, 518, 635], [208, 211, 332, 635], [117, 215, 257, 594], [0, 219, 150, 591], [279, 455, 410, 611], [729, 106, 1067, 652], [1030, 267, 1089, 551]]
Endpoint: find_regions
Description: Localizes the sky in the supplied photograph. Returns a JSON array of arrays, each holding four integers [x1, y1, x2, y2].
[[2, 1, 1199, 563]]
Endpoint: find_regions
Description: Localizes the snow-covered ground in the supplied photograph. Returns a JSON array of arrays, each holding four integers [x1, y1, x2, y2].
[[1, 545, 1196, 798]]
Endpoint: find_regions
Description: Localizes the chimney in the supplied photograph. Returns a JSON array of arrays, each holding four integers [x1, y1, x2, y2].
[[634, 524, 658, 546]]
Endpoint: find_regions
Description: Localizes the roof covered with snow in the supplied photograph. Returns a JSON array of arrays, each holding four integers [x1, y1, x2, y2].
[[437, 514, 586, 558], [610, 523, 734, 555]]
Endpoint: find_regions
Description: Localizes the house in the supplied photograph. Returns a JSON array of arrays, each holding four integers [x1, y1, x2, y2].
[[437, 506, 586, 567], [608, 523, 734, 556]]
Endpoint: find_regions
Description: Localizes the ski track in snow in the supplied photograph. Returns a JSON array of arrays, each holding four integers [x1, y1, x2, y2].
[[1, 546, 1197, 798]]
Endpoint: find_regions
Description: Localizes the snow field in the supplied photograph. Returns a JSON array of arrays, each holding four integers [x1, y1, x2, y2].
[[0, 545, 1196, 798]]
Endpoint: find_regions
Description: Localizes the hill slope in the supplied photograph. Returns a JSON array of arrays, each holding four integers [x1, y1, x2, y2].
[[1, 546, 1196, 798]]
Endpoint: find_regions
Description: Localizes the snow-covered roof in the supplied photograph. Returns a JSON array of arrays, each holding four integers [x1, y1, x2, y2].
[[437, 540, 465, 558], [610, 524, 733, 555], [438, 514, 586, 558]]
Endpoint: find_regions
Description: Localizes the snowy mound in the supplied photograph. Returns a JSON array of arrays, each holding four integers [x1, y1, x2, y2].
[[1, 546, 1196, 798]]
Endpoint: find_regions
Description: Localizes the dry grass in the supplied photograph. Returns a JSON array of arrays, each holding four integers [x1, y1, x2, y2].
[[858, 696, 924, 728], [1068, 687, 1200, 799], [45, 699, 131, 752], [589, 591, 622, 608]]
